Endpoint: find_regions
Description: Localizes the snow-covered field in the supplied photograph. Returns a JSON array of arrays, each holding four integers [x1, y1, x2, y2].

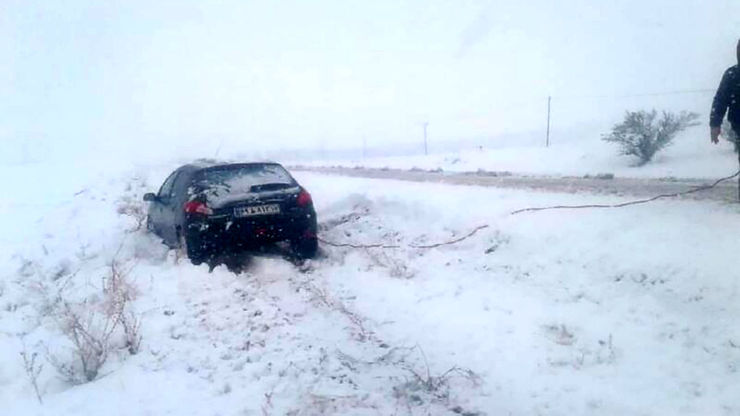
[[295, 126, 740, 180], [2, 159, 740, 415]]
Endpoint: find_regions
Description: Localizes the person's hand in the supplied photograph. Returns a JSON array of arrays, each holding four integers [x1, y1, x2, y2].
[[711, 127, 721, 144]]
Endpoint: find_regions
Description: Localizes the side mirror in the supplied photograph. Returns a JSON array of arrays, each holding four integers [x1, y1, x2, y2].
[[143, 193, 157, 202]]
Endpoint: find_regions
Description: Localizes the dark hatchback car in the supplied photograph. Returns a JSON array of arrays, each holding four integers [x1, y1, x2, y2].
[[144, 161, 318, 264]]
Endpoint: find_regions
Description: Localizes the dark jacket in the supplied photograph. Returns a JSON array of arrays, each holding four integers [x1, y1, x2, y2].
[[710, 65, 740, 128]]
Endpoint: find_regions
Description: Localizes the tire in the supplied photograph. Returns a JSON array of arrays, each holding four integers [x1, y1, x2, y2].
[[179, 230, 205, 265], [291, 237, 318, 259]]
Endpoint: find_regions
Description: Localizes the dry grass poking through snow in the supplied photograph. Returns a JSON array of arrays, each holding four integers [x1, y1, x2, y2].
[[19, 255, 144, 389]]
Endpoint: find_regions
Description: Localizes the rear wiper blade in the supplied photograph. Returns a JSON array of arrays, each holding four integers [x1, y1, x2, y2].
[[249, 183, 293, 193]]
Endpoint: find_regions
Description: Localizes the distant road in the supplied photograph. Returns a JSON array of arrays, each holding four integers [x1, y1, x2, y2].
[[293, 166, 739, 203]]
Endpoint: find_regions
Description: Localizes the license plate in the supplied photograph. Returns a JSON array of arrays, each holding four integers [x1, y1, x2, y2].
[[234, 204, 280, 218]]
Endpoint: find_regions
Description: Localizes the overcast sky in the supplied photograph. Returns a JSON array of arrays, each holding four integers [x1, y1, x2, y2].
[[2, 0, 739, 162]]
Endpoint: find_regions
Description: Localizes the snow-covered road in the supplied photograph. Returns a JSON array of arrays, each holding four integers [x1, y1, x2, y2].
[[2, 165, 740, 415], [295, 166, 740, 203]]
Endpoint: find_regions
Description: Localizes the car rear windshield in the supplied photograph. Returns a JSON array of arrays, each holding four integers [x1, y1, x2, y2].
[[193, 164, 295, 195]]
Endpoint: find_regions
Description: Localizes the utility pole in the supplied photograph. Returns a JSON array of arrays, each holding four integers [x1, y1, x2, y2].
[[423, 122, 429, 155], [546, 96, 551, 147]]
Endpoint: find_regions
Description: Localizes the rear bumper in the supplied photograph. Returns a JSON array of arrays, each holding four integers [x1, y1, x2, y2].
[[185, 211, 317, 256]]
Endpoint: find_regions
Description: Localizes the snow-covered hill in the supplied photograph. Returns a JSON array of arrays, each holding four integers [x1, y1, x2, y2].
[[2, 160, 739, 415]]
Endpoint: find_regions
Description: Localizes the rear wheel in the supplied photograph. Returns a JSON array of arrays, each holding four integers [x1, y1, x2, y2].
[[291, 236, 318, 259], [178, 230, 205, 265]]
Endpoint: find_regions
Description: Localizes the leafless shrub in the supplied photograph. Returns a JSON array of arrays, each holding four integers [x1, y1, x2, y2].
[[117, 195, 147, 232], [48, 301, 120, 383], [334, 345, 482, 414], [103, 262, 142, 355], [121, 310, 142, 355], [393, 346, 481, 411], [393, 367, 479, 407], [22, 265, 67, 320], [102, 262, 138, 316], [20, 342, 44, 403], [46, 261, 143, 383]]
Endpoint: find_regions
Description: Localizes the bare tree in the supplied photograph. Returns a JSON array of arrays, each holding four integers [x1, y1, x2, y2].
[[602, 110, 699, 165]]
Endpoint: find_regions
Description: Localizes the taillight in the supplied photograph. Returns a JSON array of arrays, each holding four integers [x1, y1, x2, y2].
[[184, 201, 213, 215], [297, 189, 312, 207]]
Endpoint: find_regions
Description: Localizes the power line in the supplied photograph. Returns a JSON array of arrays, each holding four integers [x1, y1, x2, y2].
[[475, 87, 717, 110], [553, 88, 715, 101]]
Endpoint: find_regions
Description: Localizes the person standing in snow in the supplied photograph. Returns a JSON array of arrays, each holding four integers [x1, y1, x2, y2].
[[710, 39, 740, 144]]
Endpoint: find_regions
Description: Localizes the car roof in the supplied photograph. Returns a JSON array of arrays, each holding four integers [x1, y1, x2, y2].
[[178, 160, 284, 173]]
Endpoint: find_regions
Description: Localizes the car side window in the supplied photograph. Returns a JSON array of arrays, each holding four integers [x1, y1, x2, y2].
[[158, 171, 179, 199], [171, 171, 191, 202]]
